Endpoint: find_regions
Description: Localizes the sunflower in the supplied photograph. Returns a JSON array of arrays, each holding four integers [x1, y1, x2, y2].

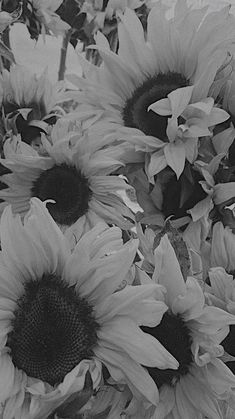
[[137, 234, 235, 418], [70, 1, 235, 179], [0, 198, 178, 418], [0, 125, 137, 244], [0, 64, 65, 146]]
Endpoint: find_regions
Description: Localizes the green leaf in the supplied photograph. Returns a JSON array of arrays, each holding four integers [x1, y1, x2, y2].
[[0, 39, 15, 63]]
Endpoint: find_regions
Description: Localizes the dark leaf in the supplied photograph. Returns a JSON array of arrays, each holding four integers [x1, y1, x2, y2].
[[0, 39, 15, 63]]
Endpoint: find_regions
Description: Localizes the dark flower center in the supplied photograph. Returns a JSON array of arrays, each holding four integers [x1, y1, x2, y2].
[[123, 72, 188, 141], [31, 163, 92, 226], [141, 311, 193, 388], [7, 274, 99, 386]]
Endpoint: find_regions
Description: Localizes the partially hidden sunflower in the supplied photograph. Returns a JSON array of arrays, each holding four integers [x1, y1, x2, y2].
[[0, 198, 178, 418], [70, 0, 235, 180], [0, 124, 137, 244], [136, 234, 235, 418], [206, 265, 235, 378], [0, 64, 66, 146], [210, 221, 235, 274]]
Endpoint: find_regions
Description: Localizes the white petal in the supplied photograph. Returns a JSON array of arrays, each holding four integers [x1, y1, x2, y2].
[[147, 5, 178, 73], [153, 235, 186, 307], [148, 98, 172, 116], [0, 354, 17, 402], [24, 198, 70, 275], [168, 86, 194, 117], [208, 267, 233, 301], [180, 373, 222, 419], [118, 9, 153, 75], [164, 141, 186, 179], [147, 150, 167, 181], [188, 195, 213, 222], [94, 346, 159, 405], [206, 358, 235, 394], [206, 107, 230, 126], [196, 306, 235, 335], [64, 223, 138, 304], [0, 207, 47, 282], [212, 127, 235, 155], [78, 239, 139, 305], [99, 317, 179, 370], [214, 182, 235, 205], [211, 222, 229, 269], [175, 382, 198, 419], [183, 137, 198, 163], [96, 284, 167, 325], [171, 277, 205, 321]]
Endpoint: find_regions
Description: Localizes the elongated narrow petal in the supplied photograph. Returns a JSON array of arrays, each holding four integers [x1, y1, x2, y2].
[[153, 234, 186, 306]]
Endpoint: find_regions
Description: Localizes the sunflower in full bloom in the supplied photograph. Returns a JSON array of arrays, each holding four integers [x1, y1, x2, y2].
[[0, 123, 136, 244], [71, 0, 235, 179], [136, 233, 235, 418], [0, 64, 66, 146], [0, 198, 179, 418]]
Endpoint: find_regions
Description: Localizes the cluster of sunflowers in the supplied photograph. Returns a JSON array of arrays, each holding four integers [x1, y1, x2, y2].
[[1, 0, 235, 418]]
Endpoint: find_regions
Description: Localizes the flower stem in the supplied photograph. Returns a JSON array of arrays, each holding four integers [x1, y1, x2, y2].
[[1, 26, 11, 70], [58, 29, 72, 81]]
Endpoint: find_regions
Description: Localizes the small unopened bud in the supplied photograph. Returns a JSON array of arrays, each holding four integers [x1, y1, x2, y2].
[[153, 219, 191, 281]]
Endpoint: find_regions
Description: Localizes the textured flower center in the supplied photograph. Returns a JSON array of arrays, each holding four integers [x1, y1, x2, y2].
[[31, 163, 92, 226], [141, 311, 193, 388], [7, 274, 98, 386], [123, 72, 188, 141]]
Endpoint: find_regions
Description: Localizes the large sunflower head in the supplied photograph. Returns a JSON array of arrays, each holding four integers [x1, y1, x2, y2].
[[0, 124, 136, 244], [0, 198, 178, 417], [70, 0, 235, 180], [0, 64, 66, 146], [136, 233, 235, 418]]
